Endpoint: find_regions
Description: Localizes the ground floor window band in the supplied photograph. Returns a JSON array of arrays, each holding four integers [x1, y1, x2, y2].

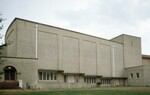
[[84, 77, 96, 84], [38, 71, 57, 81]]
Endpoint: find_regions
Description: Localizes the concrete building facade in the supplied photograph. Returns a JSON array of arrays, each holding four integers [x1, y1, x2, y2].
[[0, 18, 150, 89], [125, 55, 150, 86]]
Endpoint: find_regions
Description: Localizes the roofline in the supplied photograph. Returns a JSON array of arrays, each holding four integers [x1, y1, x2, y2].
[[111, 34, 141, 41], [5, 18, 18, 41], [7, 17, 123, 45], [142, 54, 150, 59], [63, 72, 85, 75], [15, 18, 111, 41], [38, 69, 64, 72], [102, 77, 127, 79], [125, 65, 143, 69], [0, 44, 7, 47], [1, 56, 38, 60]]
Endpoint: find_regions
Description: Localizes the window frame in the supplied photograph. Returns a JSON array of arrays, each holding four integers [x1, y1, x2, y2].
[[101, 79, 111, 85], [84, 77, 96, 84], [38, 71, 57, 81], [136, 73, 139, 79], [130, 73, 134, 79]]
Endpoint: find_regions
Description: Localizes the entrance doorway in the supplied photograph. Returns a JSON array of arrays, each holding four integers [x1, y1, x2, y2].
[[4, 66, 17, 81]]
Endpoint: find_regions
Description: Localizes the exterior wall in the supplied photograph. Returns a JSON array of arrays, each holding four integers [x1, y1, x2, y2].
[[0, 45, 7, 56], [38, 73, 96, 89], [38, 31, 58, 70], [3, 18, 149, 89], [111, 79, 126, 86], [125, 66, 144, 86], [111, 35, 142, 68], [0, 57, 38, 89], [142, 58, 150, 66], [82, 40, 97, 75], [62, 36, 80, 73], [143, 66, 150, 86], [5, 21, 17, 57], [142, 57, 150, 86], [125, 65, 150, 86], [113, 45, 124, 77], [38, 82, 93, 89], [16, 20, 36, 58], [12, 18, 124, 78], [97, 44, 111, 77], [124, 56, 150, 87], [123, 35, 142, 68]]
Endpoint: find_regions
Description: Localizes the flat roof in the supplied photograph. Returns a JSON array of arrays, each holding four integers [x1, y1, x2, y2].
[[142, 55, 150, 59]]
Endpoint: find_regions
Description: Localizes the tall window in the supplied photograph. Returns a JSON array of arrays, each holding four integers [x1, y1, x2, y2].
[[39, 72, 42, 80], [47, 73, 49, 80], [50, 73, 53, 80], [39, 71, 57, 81], [54, 73, 57, 80], [43, 72, 46, 80], [64, 75, 67, 82], [130, 73, 133, 79], [136, 73, 139, 79]]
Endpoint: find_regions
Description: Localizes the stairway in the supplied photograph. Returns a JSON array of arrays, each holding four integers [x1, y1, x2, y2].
[[0, 81, 20, 89]]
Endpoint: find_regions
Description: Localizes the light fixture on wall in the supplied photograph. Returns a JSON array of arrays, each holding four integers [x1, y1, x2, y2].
[[8, 67, 11, 69]]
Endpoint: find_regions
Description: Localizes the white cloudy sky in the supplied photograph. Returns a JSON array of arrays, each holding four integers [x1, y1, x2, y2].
[[0, 0, 150, 55]]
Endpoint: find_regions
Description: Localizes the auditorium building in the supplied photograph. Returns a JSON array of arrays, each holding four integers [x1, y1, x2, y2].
[[0, 18, 150, 89]]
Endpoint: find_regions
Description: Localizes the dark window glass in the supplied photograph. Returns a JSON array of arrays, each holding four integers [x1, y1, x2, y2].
[[39, 72, 42, 80], [43, 72, 46, 80]]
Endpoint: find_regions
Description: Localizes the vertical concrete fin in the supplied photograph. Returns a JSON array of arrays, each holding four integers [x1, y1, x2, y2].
[[35, 24, 38, 58]]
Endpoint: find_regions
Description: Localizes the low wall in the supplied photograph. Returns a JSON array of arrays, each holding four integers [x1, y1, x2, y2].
[[38, 83, 96, 89], [0, 81, 19, 89]]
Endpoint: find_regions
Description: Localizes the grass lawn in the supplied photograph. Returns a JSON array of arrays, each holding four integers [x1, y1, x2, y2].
[[0, 87, 150, 95]]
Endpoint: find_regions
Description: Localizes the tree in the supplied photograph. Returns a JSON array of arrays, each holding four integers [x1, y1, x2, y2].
[[0, 13, 6, 41], [0, 13, 6, 80], [0, 13, 5, 30]]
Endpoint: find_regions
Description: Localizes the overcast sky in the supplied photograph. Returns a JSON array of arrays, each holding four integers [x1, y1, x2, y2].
[[0, 0, 150, 55]]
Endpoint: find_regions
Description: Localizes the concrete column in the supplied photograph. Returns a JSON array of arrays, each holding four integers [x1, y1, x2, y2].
[[112, 45, 115, 77], [35, 24, 38, 58], [58, 35, 63, 70]]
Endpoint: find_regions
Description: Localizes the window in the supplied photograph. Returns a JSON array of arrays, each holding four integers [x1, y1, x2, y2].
[[39, 72, 42, 80], [54, 73, 57, 80], [74, 76, 79, 82], [4, 66, 17, 81], [84, 77, 86, 82], [38, 71, 57, 81], [47, 73, 49, 80], [136, 73, 139, 79], [84, 77, 96, 84], [101, 79, 111, 85], [130, 73, 133, 79], [43, 72, 46, 80], [51, 73, 53, 80], [64, 75, 67, 82]]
